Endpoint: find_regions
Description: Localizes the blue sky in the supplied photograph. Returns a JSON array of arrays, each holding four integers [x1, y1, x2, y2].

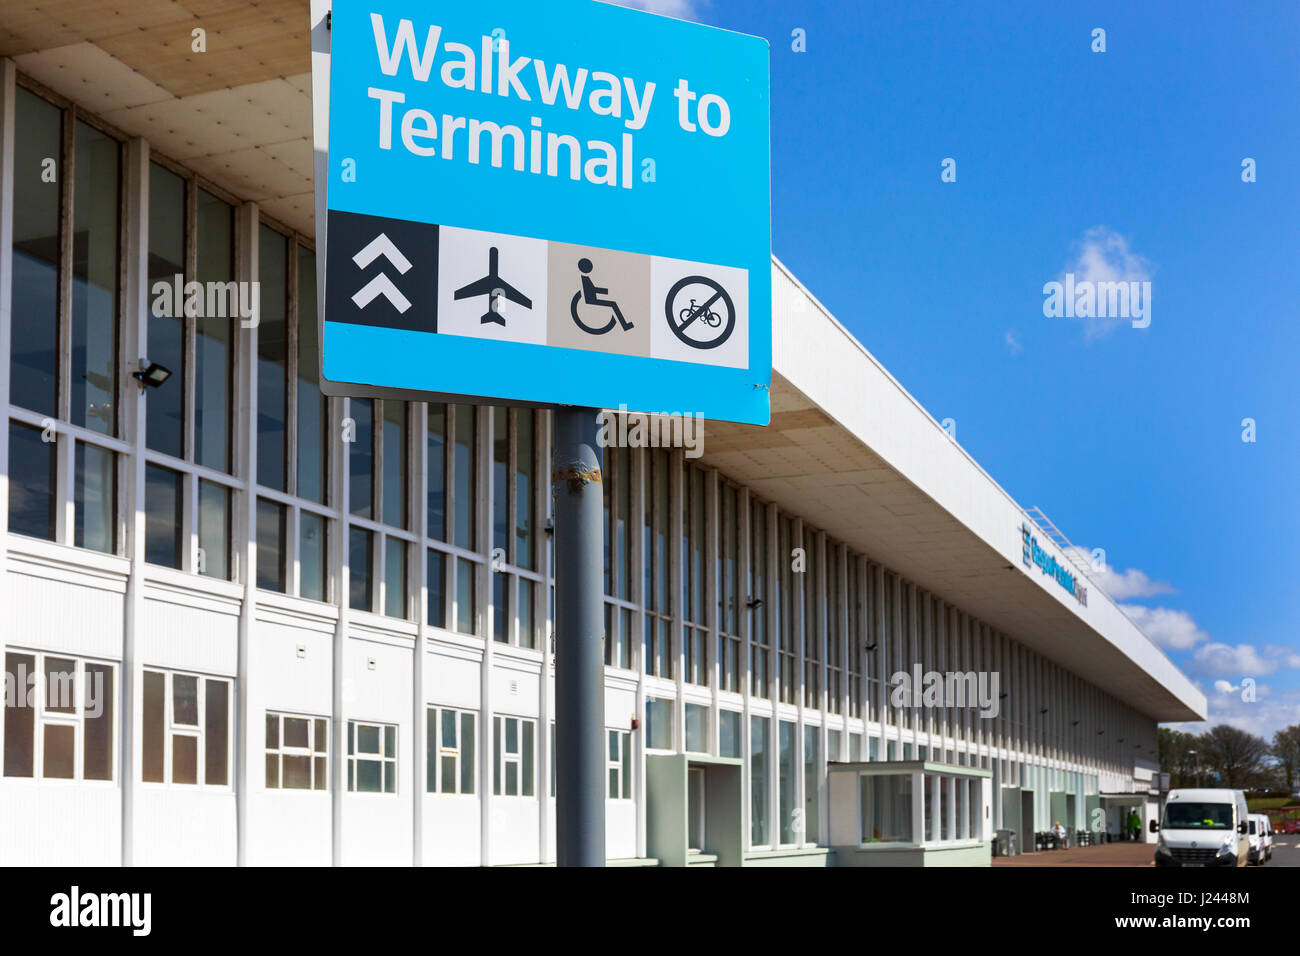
[[612, 0, 1300, 739]]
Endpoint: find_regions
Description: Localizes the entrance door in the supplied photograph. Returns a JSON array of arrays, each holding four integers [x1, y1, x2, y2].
[[1020, 791, 1035, 853], [688, 767, 706, 852]]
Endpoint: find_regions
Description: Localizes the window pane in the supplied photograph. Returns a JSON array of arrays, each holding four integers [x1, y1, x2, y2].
[[427, 404, 446, 540], [440, 755, 456, 794], [455, 557, 476, 635], [10, 89, 62, 417], [284, 717, 309, 749], [315, 718, 327, 752], [357, 724, 379, 754], [255, 499, 287, 592], [356, 758, 381, 792], [142, 670, 165, 782], [720, 710, 741, 759], [804, 725, 820, 843], [44, 657, 76, 713], [384, 536, 407, 618], [492, 406, 508, 555], [196, 190, 234, 472], [384, 725, 395, 757], [172, 674, 198, 725], [43, 724, 75, 778], [197, 480, 230, 579], [426, 549, 445, 628], [84, 663, 114, 780], [283, 755, 311, 789], [518, 579, 534, 650], [383, 760, 395, 793], [522, 721, 534, 797], [299, 512, 327, 601], [9, 422, 56, 540], [71, 443, 115, 553], [426, 709, 438, 792], [146, 162, 185, 458], [621, 732, 632, 799], [453, 405, 475, 549], [382, 401, 407, 527], [173, 735, 198, 784], [349, 398, 373, 518], [3, 653, 36, 777], [296, 247, 326, 501], [646, 698, 672, 751], [685, 703, 707, 753], [779, 721, 796, 843], [70, 121, 120, 437], [144, 464, 182, 568], [460, 713, 475, 794], [349, 528, 373, 612], [515, 410, 534, 570], [314, 756, 327, 790], [257, 224, 288, 489], [751, 717, 769, 845], [492, 571, 508, 643], [266, 753, 280, 788], [266, 714, 279, 749], [204, 680, 228, 786]]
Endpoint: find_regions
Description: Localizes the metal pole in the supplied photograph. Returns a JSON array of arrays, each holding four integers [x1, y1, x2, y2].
[[552, 406, 606, 866]]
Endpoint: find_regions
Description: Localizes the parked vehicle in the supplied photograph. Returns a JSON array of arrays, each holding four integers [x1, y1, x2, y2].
[[1246, 813, 1272, 864], [1150, 789, 1250, 867]]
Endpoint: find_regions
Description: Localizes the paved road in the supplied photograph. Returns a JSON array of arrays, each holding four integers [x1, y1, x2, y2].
[[992, 836, 1300, 867]]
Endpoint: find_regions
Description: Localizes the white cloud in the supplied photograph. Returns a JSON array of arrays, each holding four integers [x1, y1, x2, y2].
[[1004, 330, 1023, 354], [1091, 563, 1176, 601], [1265, 644, 1300, 669], [597, 0, 703, 19], [1120, 604, 1209, 650], [1167, 683, 1300, 741], [1056, 226, 1154, 341], [1213, 680, 1239, 695], [1191, 642, 1276, 677]]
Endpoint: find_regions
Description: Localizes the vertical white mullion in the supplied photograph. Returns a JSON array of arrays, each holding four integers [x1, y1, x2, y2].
[[538, 407, 554, 862], [0, 59, 15, 662], [57, 107, 73, 426], [412, 402, 427, 866], [182, 176, 197, 466], [631, 446, 647, 858], [56, 425, 74, 544], [119, 135, 149, 866], [234, 200, 259, 866], [669, 449, 684, 750], [705, 468, 719, 753], [476, 403, 492, 864], [737, 486, 751, 849]]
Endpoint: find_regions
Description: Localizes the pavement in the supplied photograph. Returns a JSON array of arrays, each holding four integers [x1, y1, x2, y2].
[[993, 837, 1300, 867]]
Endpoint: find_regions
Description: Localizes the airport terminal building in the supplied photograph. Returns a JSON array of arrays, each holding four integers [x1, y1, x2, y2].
[[0, 6, 1204, 866]]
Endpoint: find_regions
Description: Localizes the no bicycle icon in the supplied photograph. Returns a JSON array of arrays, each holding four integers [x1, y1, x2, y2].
[[665, 275, 736, 350]]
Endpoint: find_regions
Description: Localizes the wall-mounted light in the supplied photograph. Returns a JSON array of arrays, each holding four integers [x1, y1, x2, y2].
[[865, 643, 877, 652], [746, 597, 763, 610], [132, 360, 172, 389]]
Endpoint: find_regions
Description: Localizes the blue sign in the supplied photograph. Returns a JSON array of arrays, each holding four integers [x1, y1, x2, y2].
[[1021, 523, 1088, 607], [318, 0, 771, 424]]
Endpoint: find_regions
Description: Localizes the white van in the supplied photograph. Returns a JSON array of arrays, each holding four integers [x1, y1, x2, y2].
[[1150, 789, 1249, 867], [1247, 813, 1273, 865]]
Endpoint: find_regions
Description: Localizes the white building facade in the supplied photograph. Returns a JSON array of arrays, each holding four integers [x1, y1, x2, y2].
[[0, 14, 1204, 867]]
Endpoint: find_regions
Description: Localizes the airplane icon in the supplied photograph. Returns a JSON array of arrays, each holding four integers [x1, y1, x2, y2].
[[453, 246, 532, 325]]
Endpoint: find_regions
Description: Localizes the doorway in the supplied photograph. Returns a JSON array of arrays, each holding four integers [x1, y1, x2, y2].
[[688, 767, 706, 852], [1020, 790, 1035, 853]]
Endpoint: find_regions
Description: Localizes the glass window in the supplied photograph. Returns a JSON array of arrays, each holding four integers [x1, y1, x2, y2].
[[827, 728, 842, 763], [349, 397, 373, 518], [10, 89, 62, 417], [349, 528, 373, 612], [2, 654, 115, 782], [751, 716, 770, 846], [493, 715, 535, 797], [426, 707, 475, 795], [9, 422, 56, 540], [452, 405, 475, 549], [685, 703, 708, 754], [607, 729, 633, 799], [861, 773, 913, 844], [515, 410, 535, 570], [195, 190, 235, 473], [645, 697, 673, 751], [257, 225, 288, 490], [779, 720, 797, 844], [197, 480, 230, 579], [146, 162, 186, 458], [299, 513, 328, 602], [492, 406, 508, 556], [804, 725, 821, 843], [382, 401, 407, 528], [144, 464, 183, 568], [295, 247, 326, 501], [427, 549, 446, 628], [719, 710, 742, 759], [384, 536, 407, 618], [256, 499, 287, 592], [70, 121, 120, 438], [427, 404, 446, 540], [265, 711, 328, 790], [455, 556, 476, 635], [347, 720, 397, 793], [141, 669, 230, 786]]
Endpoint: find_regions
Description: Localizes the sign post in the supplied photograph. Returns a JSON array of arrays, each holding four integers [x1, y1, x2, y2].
[[551, 407, 605, 866], [312, 0, 771, 866]]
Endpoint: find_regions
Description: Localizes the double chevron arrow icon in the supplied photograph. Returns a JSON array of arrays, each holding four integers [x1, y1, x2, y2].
[[351, 233, 413, 313]]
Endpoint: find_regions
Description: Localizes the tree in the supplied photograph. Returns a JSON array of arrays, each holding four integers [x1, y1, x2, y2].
[[1273, 725, 1300, 793], [1198, 725, 1269, 788], [1159, 728, 1202, 788]]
